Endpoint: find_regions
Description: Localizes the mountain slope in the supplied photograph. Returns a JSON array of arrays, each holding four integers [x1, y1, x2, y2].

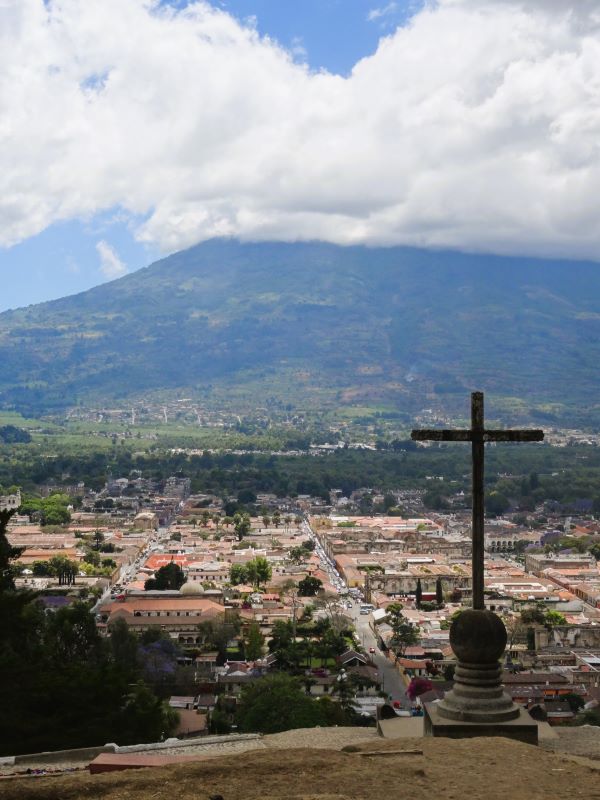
[[1, 238, 600, 421]]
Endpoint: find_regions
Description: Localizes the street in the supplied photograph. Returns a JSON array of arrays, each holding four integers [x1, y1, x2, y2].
[[303, 519, 410, 709], [347, 602, 411, 708]]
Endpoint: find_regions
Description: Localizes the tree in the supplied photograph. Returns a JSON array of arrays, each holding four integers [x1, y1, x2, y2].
[[0, 589, 176, 755], [84, 550, 101, 567], [209, 708, 232, 734], [229, 563, 248, 586], [44, 601, 103, 663], [272, 511, 281, 528], [298, 576, 323, 596], [486, 491, 510, 516], [237, 489, 257, 505], [268, 619, 294, 653], [563, 692, 585, 713], [245, 556, 272, 589], [197, 611, 241, 660], [49, 555, 78, 586], [262, 514, 271, 528], [332, 670, 356, 712], [0, 425, 31, 443], [245, 622, 265, 660], [435, 577, 444, 606], [108, 617, 140, 679], [93, 529, 105, 550], [415, 578, 423, 608], [544, 610, 567, 627], [233, 512, 251, 541], [423, 491, 449, 511], [237, 674, 328, 733], [118, 682, 179, 744], [289, 546, 310, 564], [0, 509, 22, 592], [520, 605, 547, 626], [145, 562, 186, 591], [382, 493, 396, 511], [316, 591, 348, 636], [387, 603, 419, 661]]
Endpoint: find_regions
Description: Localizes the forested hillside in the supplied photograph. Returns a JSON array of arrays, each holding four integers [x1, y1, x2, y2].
[[1, 239, 599, 422]]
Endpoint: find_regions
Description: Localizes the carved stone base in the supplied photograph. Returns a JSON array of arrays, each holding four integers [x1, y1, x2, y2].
[[424, 702, 538, 745], [437, 660, 520, 723], [431, 608, 538, 742]]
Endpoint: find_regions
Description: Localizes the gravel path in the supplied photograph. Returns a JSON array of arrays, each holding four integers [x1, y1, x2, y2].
[[0, 727, 378, 777], [542, 726, 600, 761], [159, 737, 267, 757], [264, 726, 379, 750]]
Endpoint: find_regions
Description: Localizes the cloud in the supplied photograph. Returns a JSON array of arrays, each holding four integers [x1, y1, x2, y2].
[[367, 3, 398, 23], [289, 36, 307, 62], [1, 0, 600, 262], [96, 240, 127, 278]]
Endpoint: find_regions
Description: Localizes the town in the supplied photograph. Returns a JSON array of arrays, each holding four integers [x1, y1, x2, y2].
[[4, 462, 600, 747]]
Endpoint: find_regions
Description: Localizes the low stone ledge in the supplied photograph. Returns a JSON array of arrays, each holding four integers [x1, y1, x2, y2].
[[115, 733, 262, 754], [14, 744, 116, 766]]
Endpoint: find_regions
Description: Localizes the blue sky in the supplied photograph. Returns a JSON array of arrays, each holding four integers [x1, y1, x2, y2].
[[1, 0, 596, 312], [0, 0, 420, 312]]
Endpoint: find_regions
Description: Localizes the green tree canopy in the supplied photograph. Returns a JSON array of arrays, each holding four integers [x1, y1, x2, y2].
[[229, 563, 248, 586], [298, 576, 323, 596], [233, 512, 251, 541], [237, 674, 331, 733], [245, 622, 265, 661], [145, 562, 187, 591], [245, 556, 272, 589]]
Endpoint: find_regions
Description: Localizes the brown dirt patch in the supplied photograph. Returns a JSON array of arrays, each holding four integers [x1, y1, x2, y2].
[[2, 736, 600, 800]]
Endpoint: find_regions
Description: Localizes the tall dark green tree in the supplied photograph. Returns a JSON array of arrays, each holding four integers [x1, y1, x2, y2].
[[245, 622, 265, 661], [415, 578, 422, 608], [0, 509, 21, 592], [435, 577, 444, 606], [233, 512, 251, 541]]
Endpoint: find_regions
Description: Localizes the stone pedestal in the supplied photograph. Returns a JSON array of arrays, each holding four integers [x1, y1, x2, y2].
[[425, 609, 538, 745], [424, 702, 538, 745]]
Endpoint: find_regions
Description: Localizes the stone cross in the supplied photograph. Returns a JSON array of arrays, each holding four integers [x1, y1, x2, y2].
[[411, 392, 544, 610]]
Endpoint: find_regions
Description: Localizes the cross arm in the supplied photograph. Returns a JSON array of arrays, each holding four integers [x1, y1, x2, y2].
[[484, 430, 544, 442], [411, 430, 472, 442]]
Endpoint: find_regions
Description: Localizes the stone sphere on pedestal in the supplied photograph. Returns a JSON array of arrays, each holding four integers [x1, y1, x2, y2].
[[449, 608, 507, 664], [437, 608, 519, 723]]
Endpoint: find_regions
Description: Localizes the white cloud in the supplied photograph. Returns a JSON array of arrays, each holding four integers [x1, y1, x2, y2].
[[367, 3, 398, 23], [289, 36, 307, 62], [96, 240, 127, 278], [1, 0, 600, 262]]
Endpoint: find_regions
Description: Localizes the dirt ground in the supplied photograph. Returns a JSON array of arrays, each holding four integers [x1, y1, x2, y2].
[[2, 734, 600, 800]]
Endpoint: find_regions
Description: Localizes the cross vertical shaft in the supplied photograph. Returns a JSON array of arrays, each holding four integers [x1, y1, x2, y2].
[[411, 391, 543, 611], [471, 392, 485, 610]]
